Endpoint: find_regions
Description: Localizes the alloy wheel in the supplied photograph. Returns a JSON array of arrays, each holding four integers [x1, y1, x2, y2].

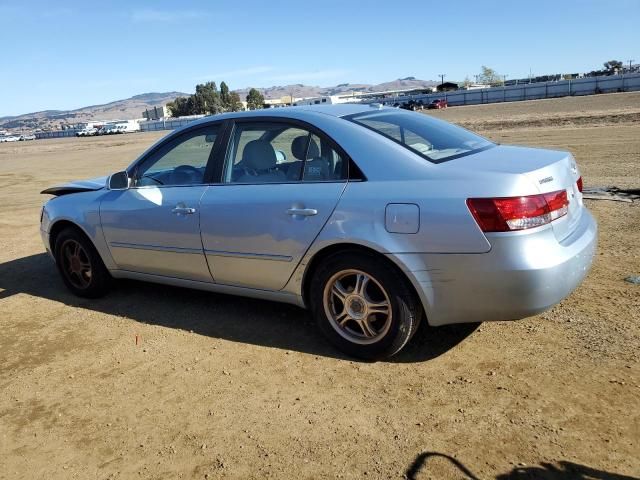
[[60, 239, 92, 289], [323, 269, 393, 345]]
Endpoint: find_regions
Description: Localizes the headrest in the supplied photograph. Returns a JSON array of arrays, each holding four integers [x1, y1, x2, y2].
[[241, 140, 277, 171], [291, 135, 320, 160]]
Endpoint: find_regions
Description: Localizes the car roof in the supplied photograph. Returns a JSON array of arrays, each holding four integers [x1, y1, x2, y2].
[[186, 103, 389, 128], [289, 103, 380, 117]]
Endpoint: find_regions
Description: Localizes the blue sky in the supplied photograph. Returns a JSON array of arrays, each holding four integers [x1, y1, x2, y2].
[[0, 0, 638, 116]]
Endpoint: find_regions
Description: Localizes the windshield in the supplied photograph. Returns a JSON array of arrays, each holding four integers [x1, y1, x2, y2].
[[346, 110, 494, 163]]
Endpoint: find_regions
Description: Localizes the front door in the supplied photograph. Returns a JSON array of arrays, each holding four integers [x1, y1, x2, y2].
[[199, 120, 348, 290], [100, 124, 221, 282]]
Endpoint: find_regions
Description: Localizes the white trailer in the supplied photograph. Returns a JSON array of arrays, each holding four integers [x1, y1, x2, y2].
[[113, 120, 141, 134]]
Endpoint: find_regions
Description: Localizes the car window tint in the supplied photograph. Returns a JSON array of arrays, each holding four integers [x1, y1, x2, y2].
[[302, 133, 346, 182], [225, 123, 300, 184], [233, 129, 264, 165], [135, 126, 218, 187], [360, 120, 402, 142], [348, 111, 494, 163], [271, 127, 311, 165], [224, 122, 347, 184]]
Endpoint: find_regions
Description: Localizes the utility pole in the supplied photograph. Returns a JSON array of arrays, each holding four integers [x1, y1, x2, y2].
[[439, 74, 446, 87], [628, 59, 635, 72]]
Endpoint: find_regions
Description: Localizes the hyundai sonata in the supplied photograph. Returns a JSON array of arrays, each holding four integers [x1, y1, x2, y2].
[[40, 104, 597, 359]]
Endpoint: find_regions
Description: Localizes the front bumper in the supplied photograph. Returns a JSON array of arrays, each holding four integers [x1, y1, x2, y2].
[[40, 227, 53, 258], [391, 208, 598, 326]]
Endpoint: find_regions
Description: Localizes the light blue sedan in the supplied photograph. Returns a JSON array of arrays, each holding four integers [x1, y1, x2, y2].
[[40, 104, 597, 359]]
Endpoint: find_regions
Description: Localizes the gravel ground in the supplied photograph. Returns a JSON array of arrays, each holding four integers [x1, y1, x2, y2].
[[0, 92, 638, 479]]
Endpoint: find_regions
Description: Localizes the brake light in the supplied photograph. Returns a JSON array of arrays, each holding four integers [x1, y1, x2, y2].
[[467, 190, 569, 232], [576, 176, 583, 192]]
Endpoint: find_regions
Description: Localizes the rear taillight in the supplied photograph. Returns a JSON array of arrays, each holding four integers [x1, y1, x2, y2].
[[576, 176, 583, 192], [467, 190, 569, 232]]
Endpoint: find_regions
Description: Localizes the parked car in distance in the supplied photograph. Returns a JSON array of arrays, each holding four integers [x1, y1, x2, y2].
[[19, 134, 36, 141], [98, 122, 140, 135], [40, 104, 597, 359], [0, 135, 20, 142], [427, 99, 448, 109], [399, 100, 424, 111], [427, 98, 448, 109], [76, 128, 97, 137], [102, 125, 121, 135]]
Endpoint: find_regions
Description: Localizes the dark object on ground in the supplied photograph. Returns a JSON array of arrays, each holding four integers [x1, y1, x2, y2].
[[582, 186, 639, 203]]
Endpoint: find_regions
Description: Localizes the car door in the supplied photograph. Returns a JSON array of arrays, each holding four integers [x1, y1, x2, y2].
[[100, 123, 222, 282], [199, 119, 349, 290]]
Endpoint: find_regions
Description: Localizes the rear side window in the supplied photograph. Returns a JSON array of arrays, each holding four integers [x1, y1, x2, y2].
[[223, 121, 347, 184], [346, 110, 494, 163]]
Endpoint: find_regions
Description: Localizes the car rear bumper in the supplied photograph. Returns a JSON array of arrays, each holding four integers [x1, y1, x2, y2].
[[390, 208, 598, 326]]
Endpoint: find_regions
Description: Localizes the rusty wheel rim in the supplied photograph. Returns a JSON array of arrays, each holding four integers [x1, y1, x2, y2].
[[60, 239, 92, 289]]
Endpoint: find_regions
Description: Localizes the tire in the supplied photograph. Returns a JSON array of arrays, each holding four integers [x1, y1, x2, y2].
[[309, 251, 422, 360], [54, 227, 112, 298]]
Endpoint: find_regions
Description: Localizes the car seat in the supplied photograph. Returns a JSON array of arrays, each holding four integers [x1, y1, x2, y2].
[[235, 140, 286, 183], [287, 135, 330, 181]]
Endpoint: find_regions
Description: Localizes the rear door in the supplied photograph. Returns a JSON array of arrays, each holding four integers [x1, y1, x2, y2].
[[199, 119, 348, 290]]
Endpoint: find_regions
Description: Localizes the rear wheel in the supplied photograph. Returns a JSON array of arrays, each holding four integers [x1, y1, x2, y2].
[[54, 228, 111, 298], [310, 252, 422, 360]]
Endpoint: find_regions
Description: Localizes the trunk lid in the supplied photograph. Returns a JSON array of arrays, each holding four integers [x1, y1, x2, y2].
[[449, 145, 583, 241]]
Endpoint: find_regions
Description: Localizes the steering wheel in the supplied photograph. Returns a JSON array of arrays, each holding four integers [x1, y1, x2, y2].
[[172, 164, 202, 184], [140, 174, 164, 185]]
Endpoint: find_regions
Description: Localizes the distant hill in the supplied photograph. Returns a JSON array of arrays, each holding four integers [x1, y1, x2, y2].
[[235, 77, 438, 100], [1, 78, 439, 132], [0, 92, 188, 132]]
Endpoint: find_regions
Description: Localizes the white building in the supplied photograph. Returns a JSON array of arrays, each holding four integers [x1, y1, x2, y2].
[[292, 94, 362, 106], [142, 105, 171, 120], [462, 83, 491, 90]]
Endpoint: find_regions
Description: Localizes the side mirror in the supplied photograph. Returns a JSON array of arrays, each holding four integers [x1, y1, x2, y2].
[[108, 171, 131, 190]]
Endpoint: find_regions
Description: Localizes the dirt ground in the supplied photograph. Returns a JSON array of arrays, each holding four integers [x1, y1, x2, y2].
[[1, 92, 639, 480]]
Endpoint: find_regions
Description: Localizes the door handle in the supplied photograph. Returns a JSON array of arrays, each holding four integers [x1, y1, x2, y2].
[[172, 206, 196, 215], [286, 208, 318, 217]]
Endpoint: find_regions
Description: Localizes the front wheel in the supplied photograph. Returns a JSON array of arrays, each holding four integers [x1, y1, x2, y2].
[[310, 252, 422, 360], [54, 228, 112, 298]]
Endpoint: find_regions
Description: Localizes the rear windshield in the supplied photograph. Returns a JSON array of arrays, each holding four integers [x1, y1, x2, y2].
[[346, 110, 494, 163]]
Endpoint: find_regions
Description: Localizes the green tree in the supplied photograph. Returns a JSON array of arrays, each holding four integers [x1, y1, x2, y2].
[[168, 81, 241, 117], [194, 81, 221, 114], [220, 81, 231, 111], [246, 88, 265, 110], [603, 60, 623, 74], [167, 96, 192, 117], [477, 66, 500, 85], [228, 91, 244, 112]]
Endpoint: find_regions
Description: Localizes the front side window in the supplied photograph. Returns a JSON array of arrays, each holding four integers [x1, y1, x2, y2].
[[224, 122, 347, 184], [134, 126, 219, 187], [347, 110, 494, 163]]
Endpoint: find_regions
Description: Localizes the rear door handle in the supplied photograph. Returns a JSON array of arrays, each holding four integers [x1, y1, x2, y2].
[[286, 208, 318, 217]]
